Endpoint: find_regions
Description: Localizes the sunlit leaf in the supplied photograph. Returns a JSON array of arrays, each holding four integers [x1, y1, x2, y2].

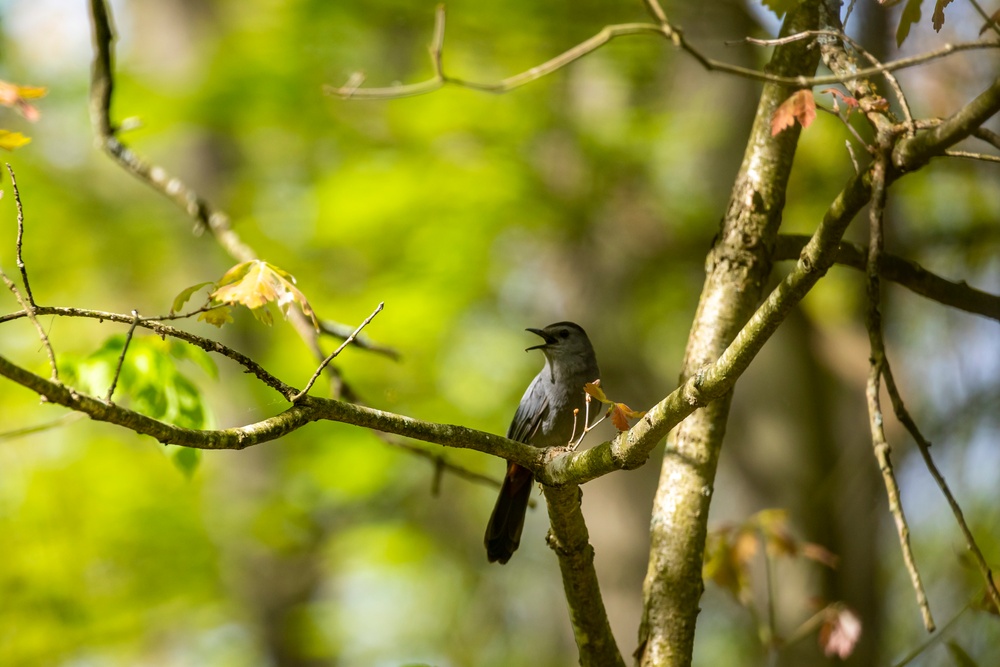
[[59, 335, 214, 431], [210, 259, 318, 328], [0, 130, 30, 151], [198, 305, 233, 327], [610, 402, 645, 431]]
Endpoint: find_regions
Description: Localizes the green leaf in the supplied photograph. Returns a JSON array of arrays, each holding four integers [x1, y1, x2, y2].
[[60, 335, 214, 430], [896, 0, 923, 47], [169, 446, 201, 479], [171, 281, 214, 315]]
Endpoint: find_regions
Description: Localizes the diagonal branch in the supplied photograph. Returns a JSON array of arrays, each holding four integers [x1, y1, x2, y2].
[[86, 0, 394, 362], [773, 234, 1000, 321], [326, 5, 998, 100]]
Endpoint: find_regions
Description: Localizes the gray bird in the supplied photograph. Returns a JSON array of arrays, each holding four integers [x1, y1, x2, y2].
[[485, 321, 601, 564]]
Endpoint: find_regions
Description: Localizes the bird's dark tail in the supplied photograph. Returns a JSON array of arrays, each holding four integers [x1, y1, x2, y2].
[[484, 462, 534, 564]]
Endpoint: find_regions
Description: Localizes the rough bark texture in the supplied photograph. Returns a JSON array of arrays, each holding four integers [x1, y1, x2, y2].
[[543, 485, 626, 667], [635, 2, 825, 664]]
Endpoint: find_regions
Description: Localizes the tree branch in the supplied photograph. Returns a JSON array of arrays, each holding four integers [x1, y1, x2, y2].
[[773, 235, 1000, 322], [543, 485, 625, 667], [86, 0, 393, 363], [326, 5, 998, 100], [864, 149, 935, 632], [893, 75, 1000, 169]]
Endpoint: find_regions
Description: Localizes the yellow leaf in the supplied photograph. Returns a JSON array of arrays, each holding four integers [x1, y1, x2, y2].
[[0, 130, 31, 151], [198, 306, 233, 327], [210, 260, 318, 328]]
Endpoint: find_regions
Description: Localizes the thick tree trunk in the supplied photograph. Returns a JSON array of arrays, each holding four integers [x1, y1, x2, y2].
[[635, 2, 826, 664]]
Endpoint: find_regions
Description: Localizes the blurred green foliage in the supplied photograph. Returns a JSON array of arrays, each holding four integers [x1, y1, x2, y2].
[[0, 1, 998, 666]]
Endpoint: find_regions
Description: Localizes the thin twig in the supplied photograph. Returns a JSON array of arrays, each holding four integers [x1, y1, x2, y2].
[[105, 309, 140, 402], [2, 304, 295, 397], [7, 165, 36, 307], [292, 302, 384, 401], [429, 3, 445, 76], [1, 169, 58, 381], [968, 0, 1000, 38], [327, 8, 999, 100], [881, 363, 1000, 613], [833, 31, 914, 133], [891, 597, 974, 667], [864, 149, 935, 632], [943, 149, 1000, 163], [87, 0, 381, 369], [0, 413, 85, 442]]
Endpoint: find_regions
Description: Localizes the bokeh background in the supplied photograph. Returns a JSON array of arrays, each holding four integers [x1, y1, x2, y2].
[[0, 1, 997, 665]]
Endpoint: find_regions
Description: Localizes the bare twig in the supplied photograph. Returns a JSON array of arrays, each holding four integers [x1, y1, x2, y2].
[[317, 319, 398, 359], [292, 302, 384, 401], [2, 304, 295, 397], [7, 165, 36, 307], [87, 0, 382, 370], [864, 149, 935, 632], [0, 413, 85, 442], [2, 169, 57, 381], [968, 0, 1000, 38], [943, 149, 1000, 163], [880, 363, 1000, 613], [327, 7, 999, 100], [105, 309, 140, 402]]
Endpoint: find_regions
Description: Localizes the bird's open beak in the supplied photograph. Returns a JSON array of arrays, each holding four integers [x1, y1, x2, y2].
[[525, 327, 554, 351]]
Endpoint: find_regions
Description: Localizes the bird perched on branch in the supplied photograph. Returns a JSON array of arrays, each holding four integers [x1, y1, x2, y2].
[[485, 321, 601, 564]]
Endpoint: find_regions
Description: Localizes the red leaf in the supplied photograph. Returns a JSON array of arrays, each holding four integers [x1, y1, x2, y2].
[[771, 89, 816, 137]]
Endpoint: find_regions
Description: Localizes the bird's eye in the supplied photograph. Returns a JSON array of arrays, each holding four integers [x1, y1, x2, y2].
[[559, 329, 570, 339]]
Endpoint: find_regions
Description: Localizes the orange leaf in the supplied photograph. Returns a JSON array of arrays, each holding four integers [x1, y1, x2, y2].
[[610, 404, 629, 431], [771, 89, 816, 137], [802, 542, 840, 569]]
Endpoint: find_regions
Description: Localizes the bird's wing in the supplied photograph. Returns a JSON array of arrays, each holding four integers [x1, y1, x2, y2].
[[506, 373, 549, 444]]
